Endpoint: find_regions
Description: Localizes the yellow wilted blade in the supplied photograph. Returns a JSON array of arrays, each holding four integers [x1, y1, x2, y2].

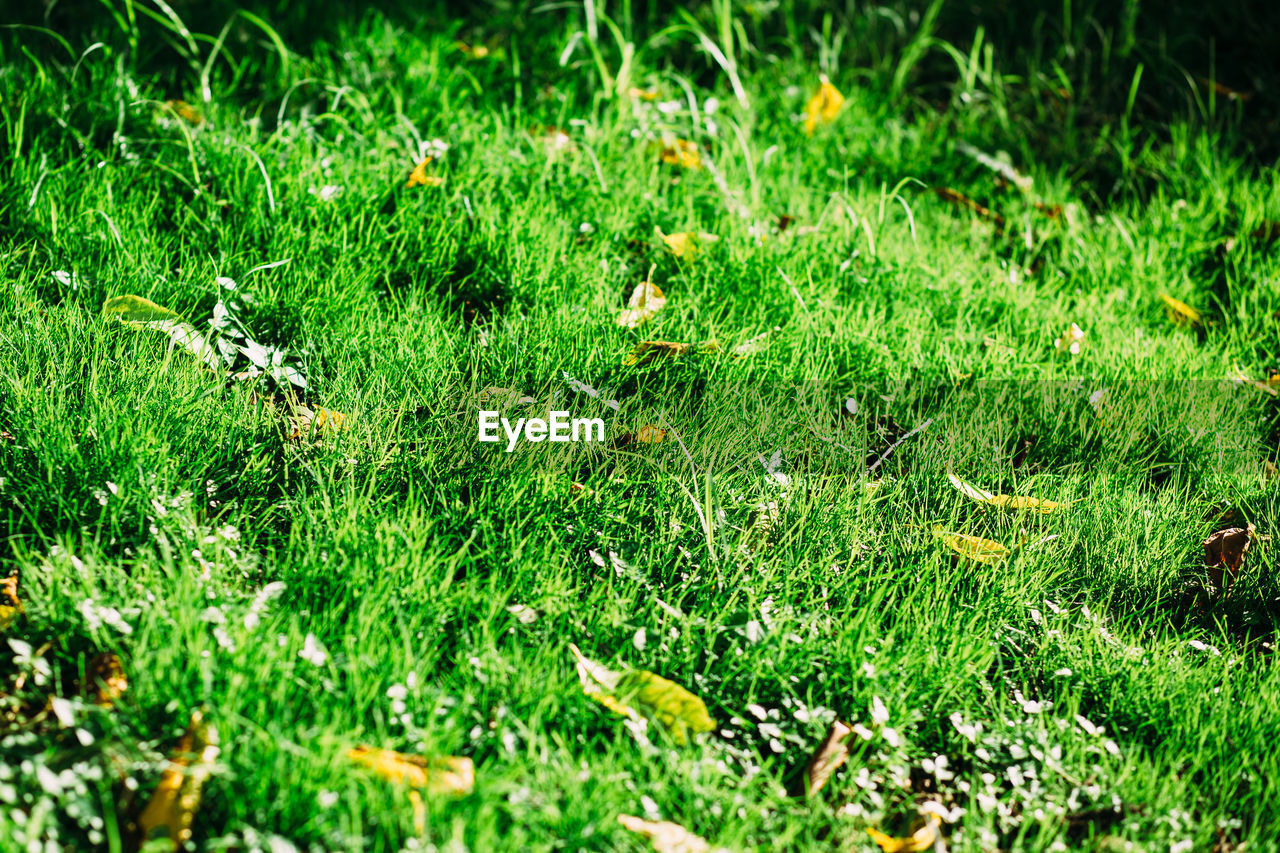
[[947, 469, 1063, 514], [804, 76, 844, 134], [163, 100, 204, 126], [618, 815, 726, 853], [137, 711, 219, 851], [867, 815, 942, 853], [347, 745, 474, 796], [617, 274, 667, 328], [659, 139, 702, 169], [932, 529, 1009, 564], [407, 156, 443, 187], [1159, 293, 1202, 326], [103, 294, 184, 325], [625, 340, 692, 367], [569, 644, 715, 745]]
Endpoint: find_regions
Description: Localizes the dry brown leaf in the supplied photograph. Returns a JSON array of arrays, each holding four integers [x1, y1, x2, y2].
[[867, 815, 943, 852], [1203, 524, 1255, 594], [86, 652, 128, 707], [1159, 293, 1202, 326], [617, 272, 667, 328], [1198, 77, 1253, 102], [659, 139, 702, 170], [614, 425, 667, 447], [931, 187, 1006, 230], [804, 76, 844, 134], [617, 815, 726, 853], [137, 711, 219, 851], [625, 341, 692, 367], [804, 719, 853, 796]]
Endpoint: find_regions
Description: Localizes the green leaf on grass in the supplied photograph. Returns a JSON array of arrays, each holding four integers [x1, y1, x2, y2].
[[569, 643, 715, 745]]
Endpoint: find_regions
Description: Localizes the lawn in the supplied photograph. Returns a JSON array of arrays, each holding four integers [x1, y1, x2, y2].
[[2, 1, 1280, 851]]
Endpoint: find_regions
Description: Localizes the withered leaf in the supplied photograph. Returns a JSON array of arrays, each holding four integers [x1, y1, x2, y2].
[[347, 745, 474, 796], [804, 76, 844, 134], [659, 139, 702, 170], [1203, 524, 1255, 594], [866, 814, 942, 852], [617, 273, 667, 328], [946, 469, 1065, 514], [407, 156, 443, 188], [617, 815, 726, 853], [931, 187, 1006, 230], [137, 711, 219, 851], [1159, 293, 1202, 326], [0, 572, 21, 631], [805, 719, 853, 797], [569, 644, 715, 745], [625, 341, 692, 367], [86, 652, 128, 707], [932, 528, 1009, 564]]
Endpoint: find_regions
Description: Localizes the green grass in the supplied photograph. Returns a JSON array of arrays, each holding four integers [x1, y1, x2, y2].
[[2, 2, 1280, 851]]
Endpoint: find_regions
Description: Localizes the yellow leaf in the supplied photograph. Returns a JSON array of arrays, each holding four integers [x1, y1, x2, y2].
[[658, 229, 718, 259], [347, 745, 474, 797], [1159, 293, 1202, 326], [137, 711, 219, 851], [1, 572, 22, 630], [569, 644, 715, 745], [804, 76, 844, 134], [288, 406, 350, 441], [659, 139, 702, 170], [617, 273, 667, 328], [932, 528, 1009, 564], [618, 815, 726, 853], [625, 341, 692, 367], [946, 469, 1063, 514], [103, 294, 184, 325], [628, 87, 661, 101], [867, 815, 942, 853], [86, 652, 128, 707], [163, 100, 203, 126], [805, 719, 852, 797], [407, 156, 444, 188]]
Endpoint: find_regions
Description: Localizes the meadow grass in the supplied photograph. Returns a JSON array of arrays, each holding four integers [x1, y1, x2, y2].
[[2, 2, 1279, 851]]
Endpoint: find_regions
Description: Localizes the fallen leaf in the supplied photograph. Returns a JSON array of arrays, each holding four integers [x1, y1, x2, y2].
[[659, 139, 702, 170], [625, 341, 692, 367], [407, 156, 444, 188], [618, 815, 725, 853], [163, 100, 204, 126], [104, 295, 222, 371], [569, 643, 715, 745], [347, 745, 474, 796], [454, 41, 491, 58], [1198, 77, 1253, 102], [867, 815, 942, 853], [946, 469, 1064, 514], [288, 406, 350, 441], [658, 229, 718, 259], [137, 711, 220, 852], [1203, 524, 1255, 594], [628, 87, 660, 101], [1159, 293, 1202, 327], [0, 572, 21, 631], [1054, 323, 1084, 355], [932, 528, 1009, 564], [570, 482, 597, 498], [85, 652, 128, 707], [931, 187, 1006, 230], [532, 126, 575, 155], [804, 75, 844, 134], [805, 719, 853, 796], [1227, 365, 1279, 396], [617, 271, 667, 328]]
